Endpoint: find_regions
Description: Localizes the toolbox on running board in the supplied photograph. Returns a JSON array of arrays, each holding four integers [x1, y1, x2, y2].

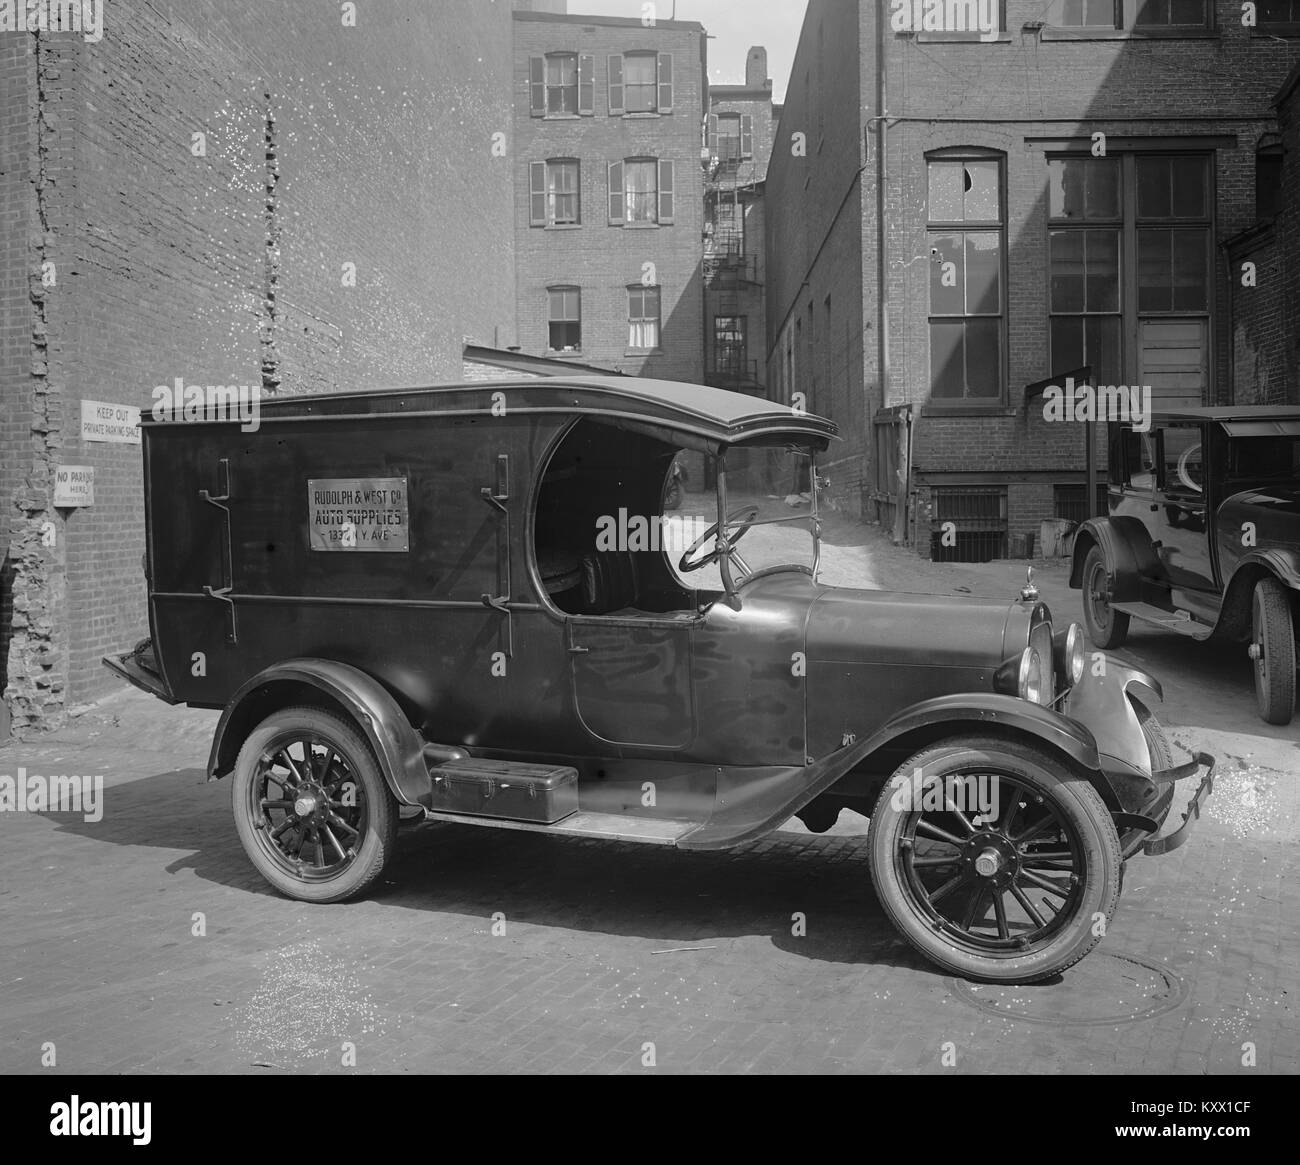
[[426, 757, 579, 823]]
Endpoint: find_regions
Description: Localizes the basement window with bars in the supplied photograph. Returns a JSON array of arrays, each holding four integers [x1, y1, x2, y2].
[[927, 152, 1006, 403], [1255, 1, 1300, 27], [930, 487, 1008, 563], [548, 286, 581, 353], [1054, 483, 1109, 524]]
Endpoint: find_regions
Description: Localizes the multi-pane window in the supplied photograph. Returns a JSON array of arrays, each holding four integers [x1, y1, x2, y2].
[[529, 159, 579, 226], [607, 52, 673, 115], [1135, 157, 1211, 313], [1053, 0, 1210, 27], [1048, 156, 1122, 387], [927, 155, 1005, 401], [607, 159, 674, 225], [1047, 154, 1213, 408], [628, 286, 661, 351], [708, 113, 754, 162], [624, 52, 657, 112], [529, 53, 593, 117], [548, 286, 581, 352], [714, 316, 747, 378], [546, 53, 577, 115]]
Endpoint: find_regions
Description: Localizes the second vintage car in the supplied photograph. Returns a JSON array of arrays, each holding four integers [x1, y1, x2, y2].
[[105, 378, 1213, 983], [1070, 406, 1300, 725]]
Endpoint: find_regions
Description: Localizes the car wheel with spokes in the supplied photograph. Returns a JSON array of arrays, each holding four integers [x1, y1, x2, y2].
[[1081, 546, 1129, 649], [1250, 577, 1296, 726], [868, 735, 1121, 983], [231, 706, 398, 903]]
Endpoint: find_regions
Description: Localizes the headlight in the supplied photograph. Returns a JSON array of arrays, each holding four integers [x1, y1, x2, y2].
[[1018, 647, 1044, 705], [1053, 622, 1086, 688]]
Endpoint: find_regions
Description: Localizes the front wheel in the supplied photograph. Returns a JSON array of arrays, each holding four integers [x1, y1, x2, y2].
[[867, 735, 1121, 983], [231, 706, 398, 903], [1081, 546, 1129, 649], [1250, 578, 1296, 725]]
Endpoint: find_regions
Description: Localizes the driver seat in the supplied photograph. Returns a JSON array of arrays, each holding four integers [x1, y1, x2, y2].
[[579, 549, 640, 615]]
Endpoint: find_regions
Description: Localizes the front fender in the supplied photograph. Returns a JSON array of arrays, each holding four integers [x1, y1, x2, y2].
[[206, 658, 434, 807], [678, 693, 1105, 851], [1068, 516, 1159, 599]]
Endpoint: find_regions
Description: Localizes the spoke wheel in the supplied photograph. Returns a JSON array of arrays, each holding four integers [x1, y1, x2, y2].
[[1250, 578, 1296, 726], [1081, 546, 1129, 649], [868, 735, 1120, 983], [232, 706, 398, 903]]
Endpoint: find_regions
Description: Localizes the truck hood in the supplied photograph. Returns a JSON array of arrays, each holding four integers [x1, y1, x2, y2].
[[805, 586, 1033, 668]]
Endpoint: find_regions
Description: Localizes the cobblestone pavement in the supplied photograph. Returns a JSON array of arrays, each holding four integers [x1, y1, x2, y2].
[[1, 526, 1296, 1074]]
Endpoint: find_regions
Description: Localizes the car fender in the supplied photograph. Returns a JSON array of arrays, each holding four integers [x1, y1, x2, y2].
[[1214, 550, 1300, 638], [206, 658, 433, 807], [678, 693, 1107, 851], [1068, 515, 1160, 600]]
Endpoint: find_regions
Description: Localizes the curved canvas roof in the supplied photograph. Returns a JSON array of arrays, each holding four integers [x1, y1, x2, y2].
[[251, 376, 839, 447]]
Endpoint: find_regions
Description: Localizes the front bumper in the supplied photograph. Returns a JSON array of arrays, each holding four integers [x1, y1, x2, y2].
[[1060, 653, 1215, 857], [1140, 751, 1216, 856]]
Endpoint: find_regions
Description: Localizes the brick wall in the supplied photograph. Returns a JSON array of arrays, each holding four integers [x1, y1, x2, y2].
[[512, 13, 706, 381], [2, 0, 517, 729], [767, 0, 1300, 547]]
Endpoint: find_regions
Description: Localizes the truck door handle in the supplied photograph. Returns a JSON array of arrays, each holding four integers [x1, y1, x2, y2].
[[567, 645, 590, 655]]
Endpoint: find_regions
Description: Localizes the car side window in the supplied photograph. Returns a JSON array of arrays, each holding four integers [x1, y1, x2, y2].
[[1122, 426, 1157, 493], [1160, 424, 1204, 497]]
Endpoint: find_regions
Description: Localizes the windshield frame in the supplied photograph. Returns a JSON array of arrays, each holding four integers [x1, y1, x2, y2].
[[713, 441, 822, 600]]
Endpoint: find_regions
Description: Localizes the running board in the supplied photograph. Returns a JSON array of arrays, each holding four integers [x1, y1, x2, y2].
[[1110, 601, 1214, 640], [417, 808, 698, 845]]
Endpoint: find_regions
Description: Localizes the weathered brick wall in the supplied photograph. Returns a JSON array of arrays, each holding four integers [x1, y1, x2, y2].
[[1227, 228, 1286, 405], [1274, 76, 1300, 405], [512, 14, 706, 381], [3, 0, 517, 728]]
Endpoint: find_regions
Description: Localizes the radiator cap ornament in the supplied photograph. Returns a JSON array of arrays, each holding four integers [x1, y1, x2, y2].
[[1020, 567, 1039, 603]]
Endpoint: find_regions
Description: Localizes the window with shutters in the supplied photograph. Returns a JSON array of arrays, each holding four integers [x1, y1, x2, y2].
[[608, 51, 673, 115], [608, 158, 674, 226], [530, 53, 593, 118], [628, 286, 661, 352], [529, 159, 580, 227], [708, 112, 754, 162], [1047, 153, 1213, 410], [547, 286, 581, 353], [927, 152, 1006, 402]]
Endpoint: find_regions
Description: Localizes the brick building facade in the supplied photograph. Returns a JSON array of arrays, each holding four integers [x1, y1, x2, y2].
[[511, 8, 707, 381], [1, 0, 518, 735], [767, 0, 1300, 554], [703, 47, 780, 396]]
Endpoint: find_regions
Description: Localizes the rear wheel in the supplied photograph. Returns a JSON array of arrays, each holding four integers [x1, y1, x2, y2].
[[1250, 578, 1296, 726], [867, 735, 1121, 983], [231, 706, 398, 903], [1081, 546, 1129, 649]]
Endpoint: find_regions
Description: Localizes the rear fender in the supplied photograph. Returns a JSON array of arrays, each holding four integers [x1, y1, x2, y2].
[[679, 693, 1108, 851], [1217, 553, 1300, 639], [1068, 516, 1159, 601], [207, 658, 433, 806]]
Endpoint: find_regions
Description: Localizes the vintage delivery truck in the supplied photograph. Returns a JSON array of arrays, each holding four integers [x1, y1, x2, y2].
[[106, 377, 1214, 983]]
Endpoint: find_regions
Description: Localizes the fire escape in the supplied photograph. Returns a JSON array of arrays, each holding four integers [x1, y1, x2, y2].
[[704, 124, 763, 394]]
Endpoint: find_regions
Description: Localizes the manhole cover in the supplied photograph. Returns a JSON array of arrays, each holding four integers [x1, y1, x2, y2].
[[946, 950, 1188, 1027]]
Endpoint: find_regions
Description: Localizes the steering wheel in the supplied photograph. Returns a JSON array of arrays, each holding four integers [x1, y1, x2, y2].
[[1176, 443, 1203, 494], [678, 505, 760, 573]]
